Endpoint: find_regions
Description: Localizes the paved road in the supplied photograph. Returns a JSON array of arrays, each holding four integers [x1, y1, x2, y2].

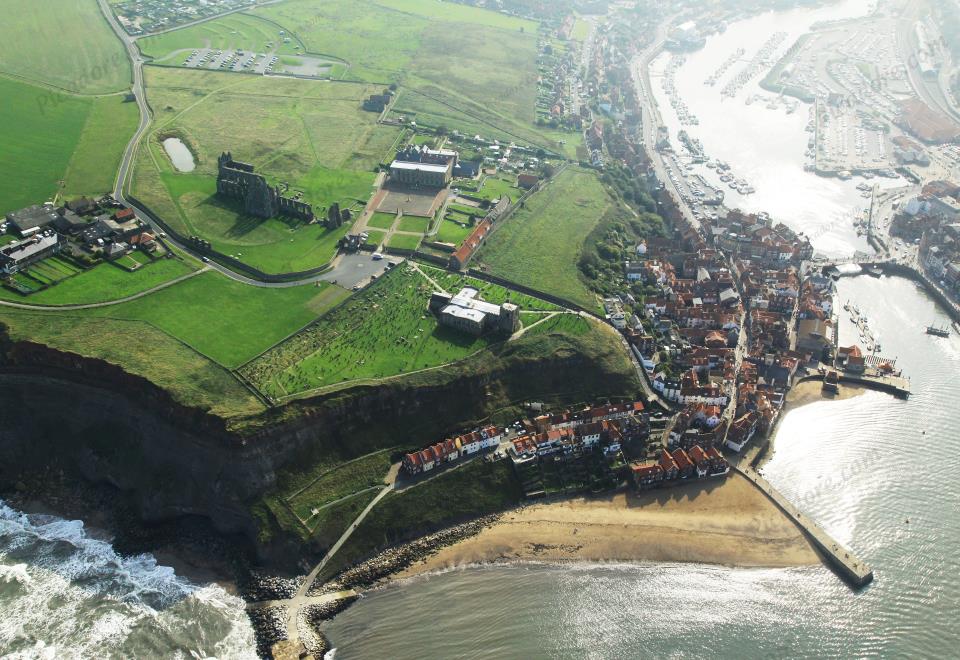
[[0, 266, 208, 311]]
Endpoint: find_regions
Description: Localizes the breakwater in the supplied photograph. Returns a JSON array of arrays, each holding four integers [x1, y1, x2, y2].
[[735, 464, 873, 588]]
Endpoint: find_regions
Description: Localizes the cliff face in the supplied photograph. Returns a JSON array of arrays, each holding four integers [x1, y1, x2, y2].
[[0, 327, 639, 562]]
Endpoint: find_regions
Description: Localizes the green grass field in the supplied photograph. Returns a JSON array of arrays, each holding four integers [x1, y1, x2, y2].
[[3, 270, 350, 368], [0, 0, 130, 94], [131, 67, 396, 273], [0, 77, 139, 215], [364, 229, 387, 246], [475, 167, 618, 308], [251, 0, 573, 153], [239, 264, 502, 398], [63, 95, 141, 199], [0, 257, 195, 306], [81, 272, 350, 367], [435, 217, 473, 245]]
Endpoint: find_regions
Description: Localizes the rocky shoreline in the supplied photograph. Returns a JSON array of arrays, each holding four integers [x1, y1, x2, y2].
[[312, 514, 503, 595], [238, 514, 504, 658]]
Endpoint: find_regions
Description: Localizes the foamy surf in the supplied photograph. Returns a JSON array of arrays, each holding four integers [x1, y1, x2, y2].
[[0, 500, 257, 658]]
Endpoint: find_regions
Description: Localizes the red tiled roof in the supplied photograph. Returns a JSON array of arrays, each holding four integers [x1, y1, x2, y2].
[[689, 445, 709, 465], [659, 451, 678, 472], [672, 448, 694, 471]]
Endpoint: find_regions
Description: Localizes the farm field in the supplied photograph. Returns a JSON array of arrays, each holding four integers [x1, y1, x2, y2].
[[0, 257, 196, 305], [0, 0, 130, 94], [0, 310, 263, 418], [62, 96, 141, 199], [475, 167, 620, 308], [131, 68, 396, 273], [240, 264, 498, 398], [0, 77, 139, 215]]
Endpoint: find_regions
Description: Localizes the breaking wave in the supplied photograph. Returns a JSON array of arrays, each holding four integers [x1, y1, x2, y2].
[[0, 500, 256, 658]]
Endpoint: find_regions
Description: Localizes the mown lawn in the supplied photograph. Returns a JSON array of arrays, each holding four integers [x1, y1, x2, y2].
[[0, 0, 130, 94], [367, 212, 397, 230], [386, 233, 422, 251], [435, 217, 473, 245], [475, 167, 617, 308], [397, 216, 430, 233], [0, 257, 196, 305], [239, 264, 500, 397]]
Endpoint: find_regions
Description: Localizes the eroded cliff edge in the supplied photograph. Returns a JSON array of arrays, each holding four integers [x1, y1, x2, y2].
[[0, 322, 640, 569]]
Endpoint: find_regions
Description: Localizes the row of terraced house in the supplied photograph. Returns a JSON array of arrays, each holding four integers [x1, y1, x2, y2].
[[631, 444, 729, 490], [402, 426, 502, 475]]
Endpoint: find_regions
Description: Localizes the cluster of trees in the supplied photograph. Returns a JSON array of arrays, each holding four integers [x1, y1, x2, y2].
[[601, 163, 657, 213]]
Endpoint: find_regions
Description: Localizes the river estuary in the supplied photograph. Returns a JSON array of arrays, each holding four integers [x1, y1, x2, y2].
[[2, 1, 959, 657]]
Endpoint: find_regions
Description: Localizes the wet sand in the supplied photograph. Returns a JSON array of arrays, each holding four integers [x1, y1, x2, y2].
[[397, 473, 819, 579]]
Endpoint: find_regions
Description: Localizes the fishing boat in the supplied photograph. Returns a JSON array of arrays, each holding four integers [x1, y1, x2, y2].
[[926, 324, 950, 338]]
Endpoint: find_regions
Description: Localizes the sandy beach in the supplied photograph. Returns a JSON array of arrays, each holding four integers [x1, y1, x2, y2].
[[397, 473, 819, 579], [786, 379, 866, 407]]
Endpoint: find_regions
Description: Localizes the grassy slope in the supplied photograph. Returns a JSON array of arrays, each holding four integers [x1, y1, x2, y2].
[[476, 167, 621, 308], [0, 311, 263, 418], [318, 459, 523, 580], [0, 0, 130, 94]]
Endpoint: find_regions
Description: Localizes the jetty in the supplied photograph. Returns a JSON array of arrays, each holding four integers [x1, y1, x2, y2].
[[734, 462, 873, 588]]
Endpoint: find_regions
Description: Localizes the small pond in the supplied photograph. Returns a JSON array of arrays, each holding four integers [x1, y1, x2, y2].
[[163, 137, 195, 172]]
